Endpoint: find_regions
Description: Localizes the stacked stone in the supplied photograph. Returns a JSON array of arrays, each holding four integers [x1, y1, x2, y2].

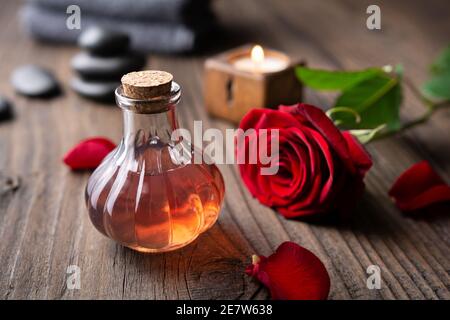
[[7, 64, 61, 122], [0, 97, 13, 122], [71, 27, 146, 102]]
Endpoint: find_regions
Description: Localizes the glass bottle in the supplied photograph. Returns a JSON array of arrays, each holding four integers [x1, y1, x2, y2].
[[85, 71, 225, 253]]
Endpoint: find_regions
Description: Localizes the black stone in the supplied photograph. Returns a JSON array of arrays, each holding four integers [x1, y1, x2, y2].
[[78, 26, 130, 56], [71, 52, 146, 80], [11, 65, 59, 97], [71, 77, 119, 102], [0, 96, 13, 121]]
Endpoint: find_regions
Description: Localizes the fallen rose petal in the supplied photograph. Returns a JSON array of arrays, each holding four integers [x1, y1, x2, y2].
[[246, 241, 330, 300], [63, 137, 116, 170], [389, 161, 450, 212]]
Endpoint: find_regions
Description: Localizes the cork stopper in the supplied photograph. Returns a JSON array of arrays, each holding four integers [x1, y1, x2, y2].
[[121, 70, 173, 99]]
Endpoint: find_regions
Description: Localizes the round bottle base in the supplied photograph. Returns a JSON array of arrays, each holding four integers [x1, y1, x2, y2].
[[125, 235, 200, 253]]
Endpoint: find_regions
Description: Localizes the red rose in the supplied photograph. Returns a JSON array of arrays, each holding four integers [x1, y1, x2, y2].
[[237, 103, 372, 218]]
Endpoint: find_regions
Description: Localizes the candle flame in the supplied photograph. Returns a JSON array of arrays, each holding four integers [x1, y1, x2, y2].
[[251, 45, 265, 64]]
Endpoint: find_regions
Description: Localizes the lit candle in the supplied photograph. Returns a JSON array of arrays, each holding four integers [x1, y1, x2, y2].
[[232, 45, 289, 73], [204, 43, 304, 123]]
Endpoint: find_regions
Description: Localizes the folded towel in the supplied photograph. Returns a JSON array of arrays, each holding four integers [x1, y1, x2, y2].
[[21, 4, 215, 53], [30, 0, 213, 24]]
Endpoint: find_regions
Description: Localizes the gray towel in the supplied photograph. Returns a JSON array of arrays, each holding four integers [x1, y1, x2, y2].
[[21, 4, 215, 53], [30, 0, 212, 24]]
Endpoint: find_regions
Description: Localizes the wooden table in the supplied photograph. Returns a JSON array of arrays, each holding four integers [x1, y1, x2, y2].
[[0, 0, 449, 300]]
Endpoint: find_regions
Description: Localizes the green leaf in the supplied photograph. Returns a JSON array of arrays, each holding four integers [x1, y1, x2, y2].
[[422, 74, 450, 100], [430, 45, 450, 75], [394, 64, 404, 77], [295, 67, 381, 91], [331, 74, 402, 130], [350, 124, 387, 144], [421, 46, 450, 102]]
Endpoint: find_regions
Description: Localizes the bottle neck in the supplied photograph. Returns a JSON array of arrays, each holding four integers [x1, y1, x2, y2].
[[115, 82, 182, 147], [122, 105, 179, 146]]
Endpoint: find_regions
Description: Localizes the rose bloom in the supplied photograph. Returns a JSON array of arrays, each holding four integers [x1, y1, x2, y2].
[[237, 103, 372, 219]]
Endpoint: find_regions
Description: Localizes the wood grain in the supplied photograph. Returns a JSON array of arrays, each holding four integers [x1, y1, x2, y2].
[[0, 0, 449, 300]]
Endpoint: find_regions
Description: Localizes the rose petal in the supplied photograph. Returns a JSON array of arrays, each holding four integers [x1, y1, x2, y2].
[[333, 173, 365, 219], [268, 133, 306, 202], [342, 131, 372, 175], [283, 104, 356, 170], [246, 241, 330, 300], [240, 108, 301, 131], [389, 161, 450, 212], [63, 137, 116, 170]]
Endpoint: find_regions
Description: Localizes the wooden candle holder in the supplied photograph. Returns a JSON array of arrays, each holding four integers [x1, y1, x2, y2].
[[204, 44, 304, 123]]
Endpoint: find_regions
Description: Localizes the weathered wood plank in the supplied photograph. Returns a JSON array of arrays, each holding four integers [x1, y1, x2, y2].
[[0, 0, 449, 300]]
